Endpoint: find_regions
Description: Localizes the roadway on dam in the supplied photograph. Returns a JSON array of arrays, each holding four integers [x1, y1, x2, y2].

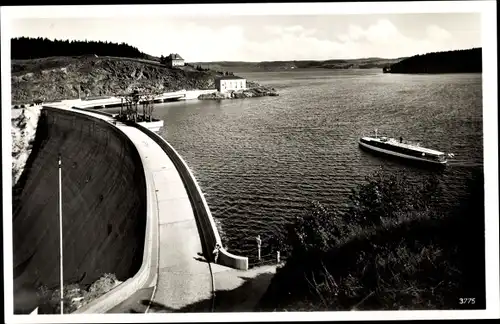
[[113, 123, 213, 312]]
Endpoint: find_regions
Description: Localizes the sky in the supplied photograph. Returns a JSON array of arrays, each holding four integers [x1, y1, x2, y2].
[[9, 11, 482, 62]]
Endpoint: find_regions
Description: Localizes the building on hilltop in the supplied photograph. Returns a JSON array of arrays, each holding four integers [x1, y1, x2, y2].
[[215, 75, 247, 93], [165, 53, 185, 68]]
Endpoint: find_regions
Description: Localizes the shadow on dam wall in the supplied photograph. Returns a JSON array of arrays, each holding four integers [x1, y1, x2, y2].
[[12, 108, 146, 313]]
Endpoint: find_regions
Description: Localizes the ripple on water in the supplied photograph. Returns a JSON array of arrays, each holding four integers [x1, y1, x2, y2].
[[145, 70, 483, 261]]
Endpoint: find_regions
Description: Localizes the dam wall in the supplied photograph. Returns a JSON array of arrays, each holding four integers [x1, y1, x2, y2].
[[12, 107, 147, 313]]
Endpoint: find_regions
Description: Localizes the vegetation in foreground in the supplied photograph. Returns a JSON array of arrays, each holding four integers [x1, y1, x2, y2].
[[36, 273, 121, 314], [257, 169, 485, 311]]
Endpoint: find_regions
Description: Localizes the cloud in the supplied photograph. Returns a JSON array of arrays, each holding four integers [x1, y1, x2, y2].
[[338, 20, 406, 45], [283, 25, 304, 34], [11, 15, 478, 62], [243, 29, 343, 61], [264, 24, 316, 38], [244, 19, 444, 60], [426, 24, 452, 41], [145, 19, 459, 61], [364, 19, 400, 43], [346, 24, 364, 41], [330, 19, 456, 58], [263, 25, 283, 35], [143, 23, 246, 61]]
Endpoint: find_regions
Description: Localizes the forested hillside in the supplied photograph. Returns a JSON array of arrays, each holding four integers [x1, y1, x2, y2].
[[384, 48, 482, 74], [11, 37, 158, 61]]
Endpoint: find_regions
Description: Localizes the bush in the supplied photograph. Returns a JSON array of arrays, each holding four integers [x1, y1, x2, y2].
[[345, 171, 444, 228], [284, 171, 445, 256], [284, 200, 347, 255], [258, 169, 485, 311], [36, 273, 121, 314]]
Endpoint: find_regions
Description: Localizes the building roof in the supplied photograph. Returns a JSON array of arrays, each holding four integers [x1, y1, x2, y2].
[[216, 75, 245, 80], [168, 53, 184, 60]]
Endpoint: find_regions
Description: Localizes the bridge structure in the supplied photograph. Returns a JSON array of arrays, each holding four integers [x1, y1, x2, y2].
[[13, 89, 218, 110], [72, 90, 188, 111], [117, 90, 157, 123]]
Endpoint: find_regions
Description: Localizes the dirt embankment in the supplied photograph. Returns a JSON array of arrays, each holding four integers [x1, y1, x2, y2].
[[11, 106, 42, 186], [11, 56, 218, 104]]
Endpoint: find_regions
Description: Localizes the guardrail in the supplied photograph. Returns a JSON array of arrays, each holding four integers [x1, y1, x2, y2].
[[42, 106, 159, 314], [134, 122, 249, 270]]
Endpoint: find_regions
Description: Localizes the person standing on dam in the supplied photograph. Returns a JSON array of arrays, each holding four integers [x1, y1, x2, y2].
[[213, 243, 221, 264]]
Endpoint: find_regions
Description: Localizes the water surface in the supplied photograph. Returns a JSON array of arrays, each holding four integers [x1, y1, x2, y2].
[[110, 69, 483, 265]]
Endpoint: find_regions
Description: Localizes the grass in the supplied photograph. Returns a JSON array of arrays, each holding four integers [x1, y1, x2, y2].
[[257, 169, 485, 311]]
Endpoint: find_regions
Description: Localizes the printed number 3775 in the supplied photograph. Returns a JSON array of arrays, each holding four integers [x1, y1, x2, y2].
[[459, 298, 476, 305]]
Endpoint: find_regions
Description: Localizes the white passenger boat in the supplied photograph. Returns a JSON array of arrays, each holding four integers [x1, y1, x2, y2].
[[137, 119, 164, 132], [359, 131, 453, 165]]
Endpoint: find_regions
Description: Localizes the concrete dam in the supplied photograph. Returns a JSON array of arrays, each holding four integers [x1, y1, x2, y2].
[[12, 107, 147, 313]]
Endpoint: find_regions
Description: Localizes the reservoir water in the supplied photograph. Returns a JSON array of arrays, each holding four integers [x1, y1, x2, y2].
[[110, 69, 484, 265]]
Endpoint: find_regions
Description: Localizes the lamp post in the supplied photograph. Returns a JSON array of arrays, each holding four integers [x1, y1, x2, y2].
[[58, 154, 64, 314], [256, 235, 261, 261]]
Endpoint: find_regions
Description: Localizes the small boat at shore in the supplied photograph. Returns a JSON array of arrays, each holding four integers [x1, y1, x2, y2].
[[359, 131, 454, 165]]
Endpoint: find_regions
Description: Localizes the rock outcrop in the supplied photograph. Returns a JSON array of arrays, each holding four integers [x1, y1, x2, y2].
[[11, 56, 218, 104], [198, 83, 278, 100]]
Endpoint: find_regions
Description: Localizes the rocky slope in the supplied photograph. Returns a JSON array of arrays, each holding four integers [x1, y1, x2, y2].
[[11, 105, 42, 187], [11, 56, 219, 104], [198, 83, 278, 100]]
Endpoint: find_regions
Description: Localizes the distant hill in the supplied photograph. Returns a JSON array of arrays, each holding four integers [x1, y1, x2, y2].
[[11, 37, 160, 61], [383, 48, 482, 74], [191, 57, 405, 72]]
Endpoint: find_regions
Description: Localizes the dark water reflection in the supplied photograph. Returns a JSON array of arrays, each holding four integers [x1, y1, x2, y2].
[[105, 69, 483, 265]]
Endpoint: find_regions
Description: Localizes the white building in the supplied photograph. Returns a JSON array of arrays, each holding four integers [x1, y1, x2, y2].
[[215, 76, 247, 93], [166, 53, 184, 68]]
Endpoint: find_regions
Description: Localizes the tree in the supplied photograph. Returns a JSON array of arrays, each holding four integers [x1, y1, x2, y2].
[[282, 170, 445, 258], [11, 37, 149, 60]]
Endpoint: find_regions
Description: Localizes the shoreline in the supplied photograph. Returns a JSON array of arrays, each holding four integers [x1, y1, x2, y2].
[[198, 84, 279, 100]]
